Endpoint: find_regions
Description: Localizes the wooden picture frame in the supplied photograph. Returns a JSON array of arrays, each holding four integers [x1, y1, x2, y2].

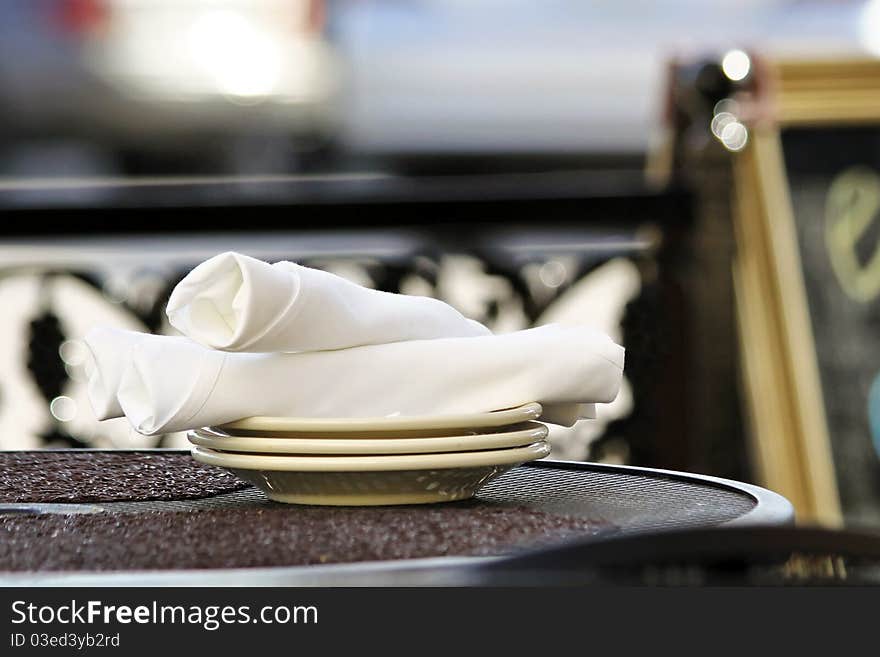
[[731, 58, 880, 526]]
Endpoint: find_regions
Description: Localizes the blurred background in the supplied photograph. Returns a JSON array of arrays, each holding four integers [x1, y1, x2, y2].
[[0, 0, 870, 179], [2, 0, 880, 524]]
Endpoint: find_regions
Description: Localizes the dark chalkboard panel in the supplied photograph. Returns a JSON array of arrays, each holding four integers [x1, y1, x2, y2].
[[783, 127, 880, 526], [730, 59, 880, 527]]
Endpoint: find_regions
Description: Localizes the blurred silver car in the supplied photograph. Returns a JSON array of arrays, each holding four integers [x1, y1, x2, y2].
[[0, 0, 339, 170], [331, 0, 867, 160]]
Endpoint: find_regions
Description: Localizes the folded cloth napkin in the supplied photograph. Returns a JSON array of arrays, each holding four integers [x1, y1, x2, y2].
[[82, 326, 143, 421], [85, 324, 623, 435], [165, 252, 490, 352]]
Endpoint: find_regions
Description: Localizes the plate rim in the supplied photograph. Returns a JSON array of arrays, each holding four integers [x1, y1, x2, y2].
[[190, 441, 550, 472], [215, 402, 543, 433], [189, 422, 548, 455]]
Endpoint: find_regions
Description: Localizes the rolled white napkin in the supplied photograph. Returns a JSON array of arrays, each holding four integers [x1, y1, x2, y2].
[[536, 403, 595, 427], [82, 326, 143, 421], [166, 252, 490, 352], [94, 323, 623, 435]]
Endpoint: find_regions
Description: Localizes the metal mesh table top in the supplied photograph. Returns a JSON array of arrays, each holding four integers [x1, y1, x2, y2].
[[0, 452, 777, 529], [0, 451, 793, 585], [480, 461, 763, 531], [87, 460, 761, 529]]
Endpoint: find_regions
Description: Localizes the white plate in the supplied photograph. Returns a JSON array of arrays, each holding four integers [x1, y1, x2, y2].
[[190, 442, 549, 506], [214, 402, 543, 435], [190, 442, 549, 472], [189, 422, 548, 455]]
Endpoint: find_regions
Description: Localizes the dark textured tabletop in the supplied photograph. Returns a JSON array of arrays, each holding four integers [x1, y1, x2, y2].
[[0, 451, 792, 576]]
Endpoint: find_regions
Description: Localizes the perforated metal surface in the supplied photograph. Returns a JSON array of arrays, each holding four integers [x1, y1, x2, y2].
[[69, 458, 760, 533], [479, 461, 759, 532], [0, 453, 792, 585]]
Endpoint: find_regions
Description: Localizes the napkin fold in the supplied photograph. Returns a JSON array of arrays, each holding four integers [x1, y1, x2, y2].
[[88, 324, 624, 435], [166, 252, 490, 352], [82, 326, 143, 421]]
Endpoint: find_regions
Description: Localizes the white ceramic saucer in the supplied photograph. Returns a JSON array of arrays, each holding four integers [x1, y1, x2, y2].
[[189, 422, 548, 455], [214, 402, 543, 436], [191, 442, 549, 472], [190, 441, 549, 506]]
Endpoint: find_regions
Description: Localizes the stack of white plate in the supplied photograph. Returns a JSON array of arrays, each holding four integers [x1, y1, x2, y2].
[[188, 403, 550, 506]]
